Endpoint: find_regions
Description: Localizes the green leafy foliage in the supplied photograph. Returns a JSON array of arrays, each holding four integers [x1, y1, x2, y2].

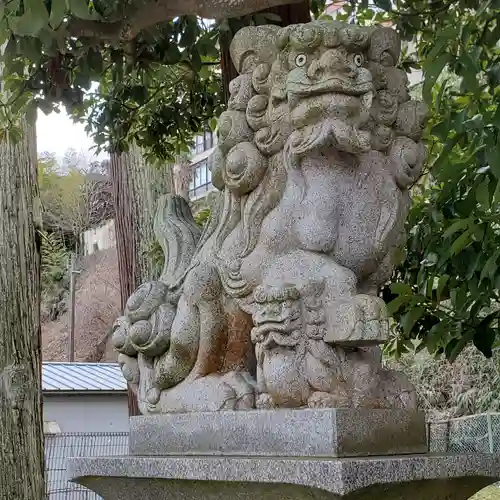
[[40, 230, 69, 294], [364, 0, 500, 360], [0, 4, 306, 160], [38, 151, 93, 235], [321, 1, 500, 360], [194, 206, 211, 227], [84, 63, 223, 161]]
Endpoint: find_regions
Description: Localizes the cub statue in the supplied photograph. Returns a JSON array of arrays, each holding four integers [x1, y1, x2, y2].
[[112, 20, 428, 414]]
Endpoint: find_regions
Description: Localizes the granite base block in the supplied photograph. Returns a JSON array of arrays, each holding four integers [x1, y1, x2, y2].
[[67, 453, 500, 500], [129, 409, 427, 457]]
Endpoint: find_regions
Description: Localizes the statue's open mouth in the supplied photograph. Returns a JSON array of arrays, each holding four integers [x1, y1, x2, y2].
[[288, 77, 373, 100], [286, 76, 374, 120], [284, 63, 375, 132]]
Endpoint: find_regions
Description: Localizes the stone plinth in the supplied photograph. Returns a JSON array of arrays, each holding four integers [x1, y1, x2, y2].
[[129, 409, 427, 458], [67, 454, 500, 500], [67, 410, 500, 500]]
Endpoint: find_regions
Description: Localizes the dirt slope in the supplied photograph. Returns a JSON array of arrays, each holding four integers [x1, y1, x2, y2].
[[42, 248, 121, 362]]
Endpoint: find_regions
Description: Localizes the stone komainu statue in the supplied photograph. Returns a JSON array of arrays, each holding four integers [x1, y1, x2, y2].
[[112, 21, 428, 414]]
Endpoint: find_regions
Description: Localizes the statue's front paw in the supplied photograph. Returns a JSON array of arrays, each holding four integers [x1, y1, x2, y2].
[[256, 393, 276, 409], [324, 295, 388, 344], [307, 391, 351, 409]]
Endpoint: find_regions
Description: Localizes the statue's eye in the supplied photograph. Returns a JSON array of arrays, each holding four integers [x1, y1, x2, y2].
[[353, 54, 364, 67], [295, 54, 307, 67]]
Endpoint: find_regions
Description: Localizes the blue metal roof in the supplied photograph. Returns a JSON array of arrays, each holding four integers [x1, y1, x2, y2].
[[42, 362, 128, 392]]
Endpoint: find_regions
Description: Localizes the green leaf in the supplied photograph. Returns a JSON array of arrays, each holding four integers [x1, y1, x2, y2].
[[443, 218, 470, 239], [49, 0, 66, 28], [480, 249, 500, 283], [3, 0, 20, 16], [423, 53, 451, 103], [390, 282, 413, 296], [466, 252, 481, 280], [463, 114, 483, 130], [473, 323, 496, 358], [437, 275, 449, 303], [486, 144, 500, 179], [36, 98, 54, 115], [423, 252, 438, 267], [66, 0, 98, 20], [458, 53, 479, 91], [373, 0, 391, 10], [9, 0, 49, 36], [426, 322, 446, 353], [476, 177, 491, 210], [18, 36, 42, 64], [450, 228, 474, 256], [493, 179, 500, 206], [191, 50, 202, 72], [401, 307, 425, 336], [386, 295, 410, 316], [165, 43, 182, 64], [446, 332, 473, 362], [180, 18, 198, 47]]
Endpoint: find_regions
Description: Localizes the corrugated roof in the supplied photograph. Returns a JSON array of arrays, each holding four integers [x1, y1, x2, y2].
[[42, 362, 127, 392]]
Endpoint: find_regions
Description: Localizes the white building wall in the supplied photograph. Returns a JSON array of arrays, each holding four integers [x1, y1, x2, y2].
[[43, 393, 129, 433], [81, 219, 116, 256]]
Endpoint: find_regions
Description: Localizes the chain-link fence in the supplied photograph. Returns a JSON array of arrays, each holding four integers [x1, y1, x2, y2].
[[45, 432, 129, 499], [428, 412, 500, 454]]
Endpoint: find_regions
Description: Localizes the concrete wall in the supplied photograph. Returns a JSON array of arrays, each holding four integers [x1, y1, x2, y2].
[[81, 219, 116, 256], [43, 393, 129, 433]]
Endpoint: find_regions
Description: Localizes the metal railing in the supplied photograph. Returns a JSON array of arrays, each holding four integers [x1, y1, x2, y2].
[[45, 432, 129, 499], [428, 412, 500, 454]]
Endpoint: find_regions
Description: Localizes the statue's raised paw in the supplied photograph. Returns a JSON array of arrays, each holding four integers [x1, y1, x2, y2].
[[324, 294, 389, 345], [256, 393, 276, 409], [307, 391, 351, 409]]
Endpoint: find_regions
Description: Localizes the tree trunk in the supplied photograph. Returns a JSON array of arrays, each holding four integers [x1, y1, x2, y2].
[[109, 145, 173, 416], [0, 112, 45, 498], [221, 0, 311, 103]]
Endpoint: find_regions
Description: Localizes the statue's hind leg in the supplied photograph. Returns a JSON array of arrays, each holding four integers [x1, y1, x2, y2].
[[154, 262, 228, 389]]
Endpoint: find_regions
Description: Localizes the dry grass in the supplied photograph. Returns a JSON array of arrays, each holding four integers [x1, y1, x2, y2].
[[387, 346, 500, 421], [42, 248, 121, 362]]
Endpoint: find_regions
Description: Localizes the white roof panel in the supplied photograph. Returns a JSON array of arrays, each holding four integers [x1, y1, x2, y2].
[[42, 362, 127, 392]]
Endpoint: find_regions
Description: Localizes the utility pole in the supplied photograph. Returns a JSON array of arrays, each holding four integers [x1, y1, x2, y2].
[[68, 253, 81, 362]]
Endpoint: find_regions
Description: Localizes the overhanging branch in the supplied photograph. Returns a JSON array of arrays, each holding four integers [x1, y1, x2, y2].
[[66, 0, 305, 44]]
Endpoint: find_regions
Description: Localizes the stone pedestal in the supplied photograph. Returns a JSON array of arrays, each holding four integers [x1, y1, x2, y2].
[[67, 410, 500, 500]]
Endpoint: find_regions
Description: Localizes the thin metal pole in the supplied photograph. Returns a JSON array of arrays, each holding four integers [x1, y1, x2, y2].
[[68, 254, 80, 362], [487, 413, 494, 454]]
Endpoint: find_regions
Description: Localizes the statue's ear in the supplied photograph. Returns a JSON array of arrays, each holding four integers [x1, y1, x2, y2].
[[230, 25, 281, 74], [368, 26, 401, 67]]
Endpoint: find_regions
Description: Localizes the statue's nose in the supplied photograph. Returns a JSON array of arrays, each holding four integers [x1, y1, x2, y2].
[[307, 60, 322, 80]]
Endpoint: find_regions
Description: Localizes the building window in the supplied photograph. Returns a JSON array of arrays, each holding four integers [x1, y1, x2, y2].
[[192, 130, 215, 155], [204, 130, 213, 150], [195, 135, 205, 154], [188, 159, 213, 199]]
